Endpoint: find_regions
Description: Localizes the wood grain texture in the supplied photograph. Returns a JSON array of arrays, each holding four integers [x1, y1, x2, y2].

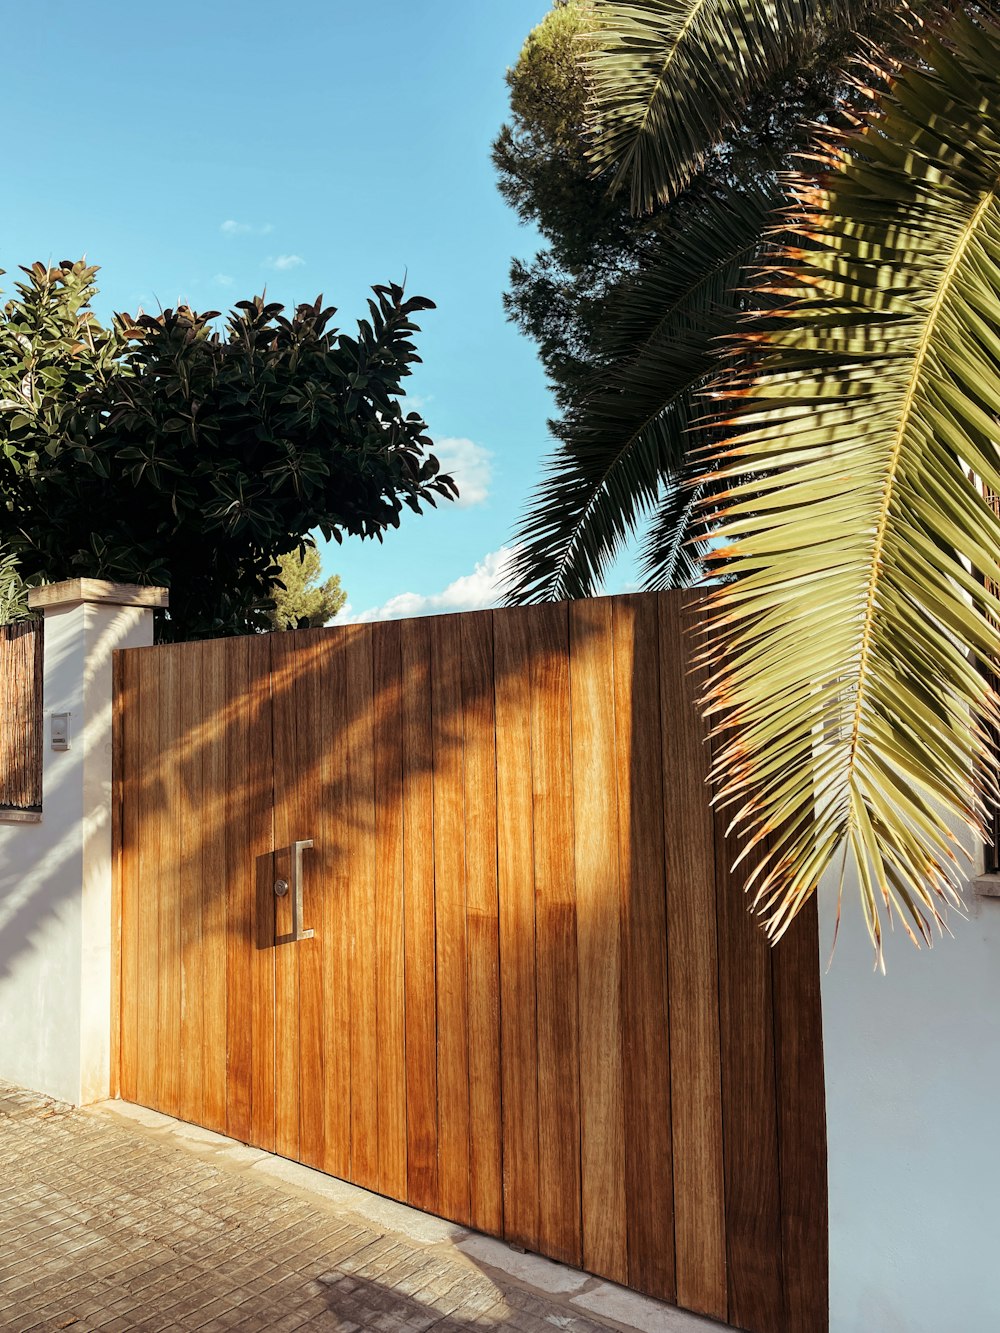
[[401, 617, 438, 1213], [201, 639, 230, 1138], [613, 596, 674, 1303], [373, 621, 407, 1202], [252, 842, 277, 1155], [715, 817, 785, 1333], [288, 634, 325, 1171], [494, 607, 540, 1253], [225, 637, 254, 1145], [346, 625, 379, 1191], [119, 651, 140, 1105], [529, 603, 582, 1269], [155, 648, 181, 1120], [431, 614, 471, 1226], [177, 643, 205, 1130], [460, 611, 503, 1239], [658, 592, 728, 1320], [134, 650, 161, 1109], [772, 898, 829, 1333], [570, 598, 627, 1286], [319, 631, 351, 1181], [271, 633, 301, 1162], [249, 632, 276, 1155]]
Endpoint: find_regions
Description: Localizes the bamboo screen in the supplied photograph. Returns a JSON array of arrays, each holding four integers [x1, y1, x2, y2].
[[1, 621, 43, 810]]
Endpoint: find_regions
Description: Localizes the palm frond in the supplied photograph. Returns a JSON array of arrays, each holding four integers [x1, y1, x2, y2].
[[505, 185, 771, 603], [586, 0, 872, 212], [700, 10, 1000, 963], [640, 456, 722, 588]]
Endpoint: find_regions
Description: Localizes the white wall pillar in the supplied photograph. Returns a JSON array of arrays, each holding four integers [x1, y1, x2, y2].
[[820, 842, 1000, 1332], [0, 580, 167, 1105]]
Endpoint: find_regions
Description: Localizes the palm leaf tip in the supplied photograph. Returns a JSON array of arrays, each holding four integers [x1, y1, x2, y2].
[[585, 0, 871, 212], [698, 9, 1000, 962]]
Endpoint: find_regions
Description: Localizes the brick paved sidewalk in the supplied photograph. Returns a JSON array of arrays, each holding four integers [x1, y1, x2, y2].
[[0, 1083, 716, 1333]]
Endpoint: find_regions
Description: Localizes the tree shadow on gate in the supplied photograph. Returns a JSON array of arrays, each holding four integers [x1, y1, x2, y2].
[[111, 590, 827, 1333]]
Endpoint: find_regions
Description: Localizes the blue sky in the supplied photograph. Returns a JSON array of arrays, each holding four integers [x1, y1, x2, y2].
[[5, 1, 632, 620]]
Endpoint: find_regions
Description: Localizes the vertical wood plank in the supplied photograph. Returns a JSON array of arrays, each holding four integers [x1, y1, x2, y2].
[[347, 625, 379, 1190], [374, 620, 407, 1202], [146, 650, 178, 1119], [292, 635, 326, 1171], [614, 595, 675, 1303], [529, 603, 582, 1269], [110, 651, 125, 1102], [494, 607, 539, 1252], [772, 898, 829, 1333], [715, 814, 785, 1332], [251, 840, 276, 1154], [119, 652, 140, 1105], [201, 640, 229, 1137], [178, 643, 205, 1129], [431, 615, 471, 1227], [224, 639, 254, 1141], [320, 632, 351, 1180], [225, 637, 253, 1144], [250, 634, 276, 1155], [460, 611, 503, 1239], [402, 617, 438, 1213], [658, 592, 727, 1319], [134, 651, 160, 1110], [570, 598, 627, 1285], [271, 633, 300, 1161], [155, 648, 181, 1120]]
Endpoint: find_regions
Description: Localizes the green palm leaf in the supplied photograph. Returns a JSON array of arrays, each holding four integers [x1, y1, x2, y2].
[[701, 10, 1000, 962], [586, 0, 870, 212], [640, 460, 718, 588], [505, 185, 771, 603]]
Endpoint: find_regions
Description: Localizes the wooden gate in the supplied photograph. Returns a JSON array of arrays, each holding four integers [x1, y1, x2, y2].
[[112, 592, 827, 1333]]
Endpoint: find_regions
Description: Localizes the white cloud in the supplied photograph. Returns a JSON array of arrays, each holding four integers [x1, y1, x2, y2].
[[339, 546, 517, 624], [433, 437, 493, 508], [221, 219, 273, 236], [213, 273, 234, 287], [265, 253, 305, 271]]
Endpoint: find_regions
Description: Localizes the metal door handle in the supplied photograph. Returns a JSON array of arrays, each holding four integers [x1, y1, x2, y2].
[[293, 838, 314, 941], [274, 839, 314, 941]]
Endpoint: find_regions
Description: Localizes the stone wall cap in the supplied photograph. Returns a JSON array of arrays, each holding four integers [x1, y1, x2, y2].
[[27, 579, 169, 611]]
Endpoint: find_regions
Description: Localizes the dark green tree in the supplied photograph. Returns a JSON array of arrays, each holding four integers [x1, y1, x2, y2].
[[493, 0, 661, 411], [497, 0, 907, 600], [0, 261, 455, 641]]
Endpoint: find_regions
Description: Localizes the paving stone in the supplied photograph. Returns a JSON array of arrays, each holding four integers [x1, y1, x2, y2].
[[0, 1080, 709, 1331]]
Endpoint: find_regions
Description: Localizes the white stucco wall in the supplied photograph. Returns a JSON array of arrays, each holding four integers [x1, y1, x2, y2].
[[0, 588, 159, 1105], [821, 854, 1000, 1332]]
